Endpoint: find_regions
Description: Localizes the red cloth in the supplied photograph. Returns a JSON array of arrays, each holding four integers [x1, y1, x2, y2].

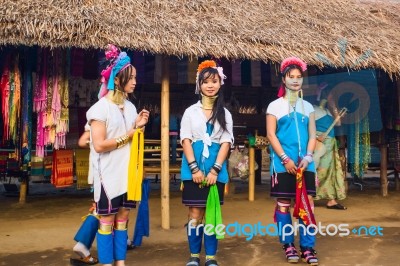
[[293, 168, 316, 225]]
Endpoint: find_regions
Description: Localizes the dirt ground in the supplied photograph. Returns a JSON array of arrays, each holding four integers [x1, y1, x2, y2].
[[0, 179, 400, 266]]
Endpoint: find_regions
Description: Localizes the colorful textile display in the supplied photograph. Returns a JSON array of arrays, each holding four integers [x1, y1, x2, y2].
[[0, 52, 22, 145], [51, 149, 74, 188], [75, 149, 91, 190], [34, 48, 70, 157], [293, 168, 316, 226]]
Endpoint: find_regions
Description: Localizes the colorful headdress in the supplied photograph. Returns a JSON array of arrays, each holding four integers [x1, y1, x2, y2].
[[277, 56, 307, 97], [280, 57, 307, 74], [195, 60, 226, 94], [98, 44, 132, 99]]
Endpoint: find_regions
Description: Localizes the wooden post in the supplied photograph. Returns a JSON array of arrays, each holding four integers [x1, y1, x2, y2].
[[161, 55, 170, 229], [395, 170, 400, 191], [379, 130, 388, 196], [249, 145, 255, 201]]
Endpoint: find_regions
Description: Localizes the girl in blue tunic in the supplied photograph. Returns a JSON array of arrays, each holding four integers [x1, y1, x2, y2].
[[266, 57, 318, 265], [180, 60, 234, 266]]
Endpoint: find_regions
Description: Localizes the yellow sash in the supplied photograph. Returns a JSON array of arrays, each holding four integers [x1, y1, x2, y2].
[[127, 129, 144, 201]]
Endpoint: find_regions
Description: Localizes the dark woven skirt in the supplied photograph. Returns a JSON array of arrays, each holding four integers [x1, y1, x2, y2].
[[182, 181, 225, 207], [270, 171, 316, 198], [96, 184, 136, 215]]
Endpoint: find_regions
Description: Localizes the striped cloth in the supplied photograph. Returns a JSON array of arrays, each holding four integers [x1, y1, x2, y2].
[[51, 149, 74, 188]]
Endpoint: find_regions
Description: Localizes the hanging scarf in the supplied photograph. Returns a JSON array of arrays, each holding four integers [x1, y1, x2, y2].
[[34, 48, 48, 157], [0, 58, 10, 140], [133, 179, 150, 246], [293, 168, 316, 226], [127, 128, 145, 201], [9, 56, 21, 143], [34, 48, 47, 113], [205, 185, 224, 240]]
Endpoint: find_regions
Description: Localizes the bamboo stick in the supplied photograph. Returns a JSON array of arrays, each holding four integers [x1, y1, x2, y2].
[[161, 55, 170, 229], [249, 145, 255, 201], [379, 129, 388, 196]]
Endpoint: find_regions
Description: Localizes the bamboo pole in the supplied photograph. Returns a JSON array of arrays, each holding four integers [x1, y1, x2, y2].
[[161, 55, 170, 229], [396, 79, 400, 191], [379, 129, 388, 196], [19, 48, 34, 204], [248, 145, 255, 201]]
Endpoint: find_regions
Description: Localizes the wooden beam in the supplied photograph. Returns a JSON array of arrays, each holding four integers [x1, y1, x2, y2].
[[161, 55, 170, 229]]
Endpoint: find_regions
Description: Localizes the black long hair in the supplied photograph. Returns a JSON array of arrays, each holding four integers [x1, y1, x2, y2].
[[197, 68, 227, 131]]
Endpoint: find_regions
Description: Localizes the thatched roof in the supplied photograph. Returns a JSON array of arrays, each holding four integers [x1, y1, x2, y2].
[[1, 0, 400, 74]]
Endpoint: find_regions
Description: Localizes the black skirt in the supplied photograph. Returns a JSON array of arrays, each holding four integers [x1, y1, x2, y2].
[[182, 181, 225, 207], [270, 171, 316, 198]]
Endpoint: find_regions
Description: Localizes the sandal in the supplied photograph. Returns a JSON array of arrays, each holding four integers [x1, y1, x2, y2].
[[127, 243, 136, 250], [205, 259, 218, 266], [326, 203, 347, 210], [70, 255, 99, 265], [282, 243, 299, 263], [186, 257, 200, 266], [300, 246, 318, 265]]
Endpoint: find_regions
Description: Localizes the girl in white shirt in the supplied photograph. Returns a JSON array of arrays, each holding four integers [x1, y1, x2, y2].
[[180, 60, 234, 266]]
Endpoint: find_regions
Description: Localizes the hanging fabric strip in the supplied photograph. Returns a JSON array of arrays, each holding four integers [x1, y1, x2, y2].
[[241, 60, 251, 86], [169, 56, 178, 84], [154, 54, 162, 84], [0, 55, 10, 141], [177, 57, 188, 84], [9, 54, 21, 143], [261, 61, 271, 87], [231, 60, 241, 86], [251, 61, 261, 87], [133, 52, 145, 84], [127, 129, 145, 201], [144, 55, 155, 84]]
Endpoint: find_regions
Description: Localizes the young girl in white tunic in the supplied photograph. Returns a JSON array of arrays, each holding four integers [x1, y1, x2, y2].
[[86, 45, 149, 266]]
